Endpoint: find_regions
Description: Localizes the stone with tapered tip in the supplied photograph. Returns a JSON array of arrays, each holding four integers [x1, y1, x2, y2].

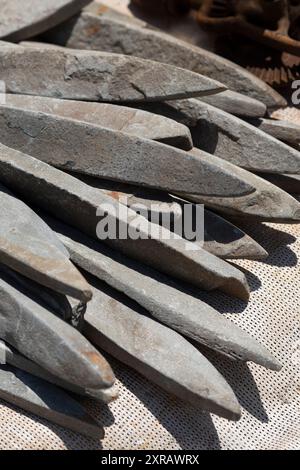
[[245, 118, 300, 147], [41, 1, 285, 110], [0, 44, 224, 103], [135, 99, 300, 175], [201, 90, 267, 118], [0, 145, 250, 300], [0, 0, 91, 42], [255, 173, 300, 195], [44, 214, 280, 371], [74, 174, 268, 261], [0, 264, 115, 394], [0, 364, 104, 439], [1, 94, 192, 150], [0, 341, 118, 404], [0, 106, 254, 198], [180, 154, 300, 222], [83, 273, 241, 420], [0, 183, 92, 302]]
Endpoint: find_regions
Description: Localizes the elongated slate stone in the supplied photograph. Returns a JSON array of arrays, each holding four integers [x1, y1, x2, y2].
[[75, 175, 268, 260], [0, 106, 254, 197], [41, 1, 285, 109], [1, 94, 193, 151], [245, 118, 300, 147], [0, 341, 118, 404], [0, 44, 225, 103], [0, 183, 92, 302], [0, 0, 91, 42], [45, 215, 279, 371], [181, 167, 300, 221], [201, 90, 267, 118], [255, 173, 300, 195], [83, 273, 241, 420], [0, 264, 115, 394], [134, 99, 300, 175], [0, 145, 250, 300], [0, 365, 104, 439]]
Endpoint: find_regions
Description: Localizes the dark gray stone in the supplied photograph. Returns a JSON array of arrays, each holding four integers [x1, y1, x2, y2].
[[0, 183, 92, 302], [0, 105, 254, 197], [41, 1, 286, 109], [0, 43, 224, 102], [1, 94, 193, 150], [0, 144, 250, 300], [83, 273, 241, 420], [0, 264, 116, 394], [0, 364, 104, 439], [134, 99, 300, 174], [0, 0, 91, 42], [45, 215, 280, 371], [255, 173, 300, 195]]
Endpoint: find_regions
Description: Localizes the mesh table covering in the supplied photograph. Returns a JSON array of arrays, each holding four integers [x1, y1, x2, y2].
[[0, 219, 299, 450]]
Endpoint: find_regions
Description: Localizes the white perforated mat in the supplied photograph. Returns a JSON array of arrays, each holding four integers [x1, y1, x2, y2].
[[0, 219, 299, 450]]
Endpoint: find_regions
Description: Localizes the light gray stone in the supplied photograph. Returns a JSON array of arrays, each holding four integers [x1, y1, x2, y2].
[[201, 90, 267, 118], [246, 118, 300, 147]]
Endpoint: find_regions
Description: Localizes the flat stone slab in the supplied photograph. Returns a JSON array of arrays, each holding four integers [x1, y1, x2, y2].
[[83, 272, 241, 420], [42, 1, 286, 109], [0, 341, 118, 404], [0, 105, 254, 197], [2, 94, 192, 150], [0, 264, 115, 395], [74, 174, 268, 260], [0, 0, 92, 42], [0, 364, 104, 439], [0, 144, 250, 300], [136, 99, 300, 174], [0, 43, 224, 102], [46, 214, 280, 371], [0, 183, 92, 302]]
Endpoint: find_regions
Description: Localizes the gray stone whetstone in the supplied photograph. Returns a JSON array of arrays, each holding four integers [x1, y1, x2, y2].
[[245, 118, 300, 147], [45, 215, 280, 371], [83, 273, 241, 421], [0, 145, 250, 300], [201, 90, 267, 118], [0, 0, 91, 42], [0, 94, 193, 150], [0, 183, 92, 302], [41, 1, 286, 109], [0, 341, 118, 404], [0, 44, 225, 103], [135, 99, 300, 175], [0, 364, 104, 439], [255, 173, 300, 196], [0, 105, 254, 198], [0, 264, 115, 394], [73, 175, 268, 260]]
